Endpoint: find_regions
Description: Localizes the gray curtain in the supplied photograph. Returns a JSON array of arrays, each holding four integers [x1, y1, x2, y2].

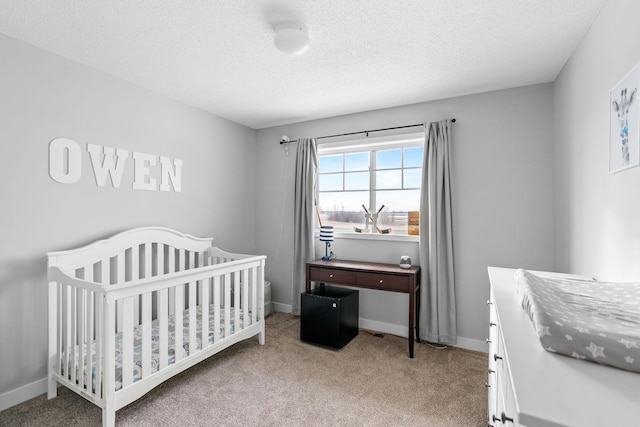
[[292, 138, 318, 315], [418, 120, 456, 345]]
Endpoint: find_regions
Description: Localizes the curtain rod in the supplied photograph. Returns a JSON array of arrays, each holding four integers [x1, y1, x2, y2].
[[279, 119, 456, 144]]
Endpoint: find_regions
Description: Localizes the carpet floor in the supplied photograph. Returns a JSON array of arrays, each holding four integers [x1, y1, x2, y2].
[[0, 312, 488, 426]]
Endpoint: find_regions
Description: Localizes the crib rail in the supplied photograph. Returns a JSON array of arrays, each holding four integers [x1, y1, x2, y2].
[[48, 244, 265, 414]]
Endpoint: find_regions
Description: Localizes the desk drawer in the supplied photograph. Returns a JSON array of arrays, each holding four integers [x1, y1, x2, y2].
[[309, 267, 356, 284], [356, 272, 408, 292]]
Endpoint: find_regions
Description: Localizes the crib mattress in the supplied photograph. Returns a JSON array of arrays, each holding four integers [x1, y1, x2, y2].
[[515, 269, 640, 373], [65, 305, 245, 391]]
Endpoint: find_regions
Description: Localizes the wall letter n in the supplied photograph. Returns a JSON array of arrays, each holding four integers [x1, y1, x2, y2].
[[159, 157, 183, 192]]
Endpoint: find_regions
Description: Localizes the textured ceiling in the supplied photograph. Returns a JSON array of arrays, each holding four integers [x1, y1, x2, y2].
[[0, 0, 607, 129]]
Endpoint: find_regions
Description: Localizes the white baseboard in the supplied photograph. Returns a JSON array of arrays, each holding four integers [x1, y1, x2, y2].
[[455, 336, 488, 353], [0, 377, 48, 412], [272, 304, 487, 353], [271, 302, 292, 313], [360, 318, 486, 352], [359, 317, 409, 338]]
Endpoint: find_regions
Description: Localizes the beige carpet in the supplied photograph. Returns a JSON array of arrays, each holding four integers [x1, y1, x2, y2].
[[0, 313, 488, 426]]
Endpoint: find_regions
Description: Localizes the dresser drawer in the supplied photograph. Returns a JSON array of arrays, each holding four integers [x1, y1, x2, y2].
[[356, 272, 408, 292], [308, 267, 356, 284]]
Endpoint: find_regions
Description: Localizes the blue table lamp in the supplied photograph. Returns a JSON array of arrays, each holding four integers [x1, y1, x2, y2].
[[319, 226, 334, 261]]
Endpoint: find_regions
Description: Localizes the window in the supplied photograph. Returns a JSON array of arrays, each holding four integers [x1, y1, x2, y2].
[[317, 133, 423, 235]]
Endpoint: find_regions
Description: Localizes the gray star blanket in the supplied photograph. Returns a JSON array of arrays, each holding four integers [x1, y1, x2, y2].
[[515, 269, 640, 373]]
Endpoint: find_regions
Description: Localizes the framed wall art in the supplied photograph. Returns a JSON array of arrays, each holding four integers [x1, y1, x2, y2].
[[610, 63, 640, 173]]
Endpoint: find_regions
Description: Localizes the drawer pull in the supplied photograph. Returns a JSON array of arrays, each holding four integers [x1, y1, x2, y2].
[[487, 300, 493, 306], [494, 354, 503, 362], [329, 274, 334, 278], [489, 322, 497, 327], [501, 412, 514, 424], [484, 382, 491, 389], [379, 279, 384, 284], [486, 338, 492, 344], [488, 368, 495, 374]]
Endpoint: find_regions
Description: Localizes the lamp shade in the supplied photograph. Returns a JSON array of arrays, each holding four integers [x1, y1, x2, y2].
[[319, 225, 334, 242], [274, 23, 310, 55]]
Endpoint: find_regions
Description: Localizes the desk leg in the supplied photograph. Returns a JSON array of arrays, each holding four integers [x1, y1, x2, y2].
[[409, 284, 415, 358], [415, 283, 421, 343]]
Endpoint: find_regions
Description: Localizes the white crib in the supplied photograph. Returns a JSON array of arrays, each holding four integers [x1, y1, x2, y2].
[[46, 227, 266, 427]]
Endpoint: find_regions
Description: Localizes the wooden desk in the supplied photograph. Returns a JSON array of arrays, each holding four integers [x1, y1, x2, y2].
[[305, 259, 421, 358]]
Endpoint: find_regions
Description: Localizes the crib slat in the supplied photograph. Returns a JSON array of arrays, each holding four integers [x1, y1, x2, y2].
[[100, 258, 110, 285], [234, 270, 240, 332], [185, 251, 195, 354], [144, 243, 152, 278], [141, 292, 152, 378], [131, 245, 139, 282], [140, 243, 151, 325], [84, 290, 92, 394], [77, 288, 85, 390], [174, 283, 184, 362], [201, 275, 210, 349], [95, 294, 103, 398], [224, 273, 231, 338], [189, 279, 197, 354], [56, 283, 63, 377], [157, 244, 165, 276], [70, 286, 77, 386], [122, 297, 134, 388], [168, 247, 175, 315], [158, 288, 168, 369], [114, 255, 124, 334], [61, 284, 69, 381], [178, 249, 186, 273], [213, 276, 220, 343], [251, 267, 258, 325], [84, 267, 103, 398], [242, 269, 249, 328], [104, 296, 116, 406]]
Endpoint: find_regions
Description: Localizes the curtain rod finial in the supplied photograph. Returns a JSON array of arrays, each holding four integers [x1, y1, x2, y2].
[[280, 135, 291, 144]]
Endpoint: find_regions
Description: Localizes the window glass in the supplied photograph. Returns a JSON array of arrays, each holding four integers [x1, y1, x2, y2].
[[318, 139, 423, 234], [403, 168, 422, 189], [345, 172, 369, 191], [318, 191, 368, 229], [319, 154, 343, 173], [376, 189, 420, 234], [376, 149, 402, 169], [319, 173, 343, 191], [403, 147, 423, 168], [375, 170, 402, 190], [345, 152, 369, 171]]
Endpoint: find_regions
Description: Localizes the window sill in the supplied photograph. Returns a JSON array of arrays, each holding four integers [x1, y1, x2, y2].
[[315, 231, 419, 243]]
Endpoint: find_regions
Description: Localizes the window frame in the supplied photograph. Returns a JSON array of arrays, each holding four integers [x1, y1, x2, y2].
[[316, 131, 424, 240]]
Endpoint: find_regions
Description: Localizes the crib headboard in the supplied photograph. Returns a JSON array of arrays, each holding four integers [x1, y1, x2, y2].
[[47, 227, 214, 285]]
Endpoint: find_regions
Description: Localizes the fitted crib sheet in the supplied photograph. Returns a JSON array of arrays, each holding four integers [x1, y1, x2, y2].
[[64, 305, 245, 391], [515, 269, 640, 373]]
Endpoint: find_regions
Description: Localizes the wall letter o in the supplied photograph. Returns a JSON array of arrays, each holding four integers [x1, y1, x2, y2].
[[49, 138, 82, 184]]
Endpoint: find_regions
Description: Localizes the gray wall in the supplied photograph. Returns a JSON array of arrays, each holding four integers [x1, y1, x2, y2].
[[554, 0, 640, 281], [255, 83, 556, 349], [0, 34, 257, 401]]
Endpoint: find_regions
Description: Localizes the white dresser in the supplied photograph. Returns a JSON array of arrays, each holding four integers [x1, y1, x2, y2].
[[487, 267, 640, 426]]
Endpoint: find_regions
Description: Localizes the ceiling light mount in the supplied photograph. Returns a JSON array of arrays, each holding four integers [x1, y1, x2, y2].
[[274, 22, 310, 55]]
